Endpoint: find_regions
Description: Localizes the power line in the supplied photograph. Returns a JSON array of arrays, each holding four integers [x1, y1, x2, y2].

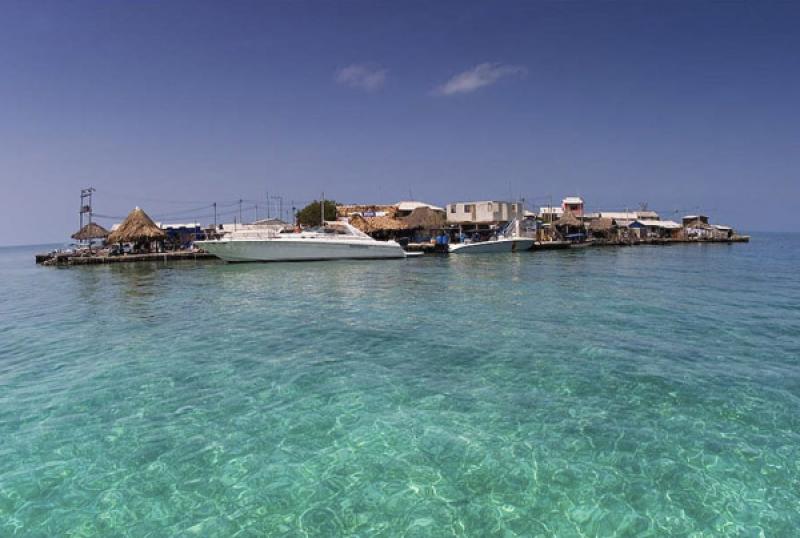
[[97, 189, 235, 206]]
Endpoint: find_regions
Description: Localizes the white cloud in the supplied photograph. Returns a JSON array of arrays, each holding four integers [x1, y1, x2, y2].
[[434, 63, 527, 96], [335, 64, 387, 92]]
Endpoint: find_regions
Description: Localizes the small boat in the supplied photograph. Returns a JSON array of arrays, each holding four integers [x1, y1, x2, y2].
[[195, 221, 407, 262], [448, 219, 535, 254], [448, 237, 535, 253]]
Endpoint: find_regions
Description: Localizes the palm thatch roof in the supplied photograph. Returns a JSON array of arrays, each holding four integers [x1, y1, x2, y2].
[[683, 218, 713, 229], [555, 209, 583, 228], [587, 217, 614, 231], [107, 207, 166, 243], [403, 206, 445, 230], [349, 214, 409, 233], [337, 204, 397, 218], [71, 222, 109, 241]]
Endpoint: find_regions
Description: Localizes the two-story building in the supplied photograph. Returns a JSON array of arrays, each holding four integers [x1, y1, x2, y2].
[[446, 201, 525, 225], [538, 206, 564, 223], [561, 196, 585, 217]]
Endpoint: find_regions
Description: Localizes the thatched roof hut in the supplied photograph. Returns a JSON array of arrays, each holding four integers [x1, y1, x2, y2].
[[683, 218, 713, 230], [71, 222, 109, 241], [555, 210, 583, 228], [107, 207, 166, 243], [337, 204, 396, 218], [403, 206, 446, 230], [587, 217, 614, 232], [349, 214, 409, 234]]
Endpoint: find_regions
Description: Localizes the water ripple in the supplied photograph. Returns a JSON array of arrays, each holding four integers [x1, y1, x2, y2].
[[1, 236, 799, 535]]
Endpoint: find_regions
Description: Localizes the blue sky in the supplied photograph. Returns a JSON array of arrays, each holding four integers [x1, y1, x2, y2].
[[1, 0, 798, 244]]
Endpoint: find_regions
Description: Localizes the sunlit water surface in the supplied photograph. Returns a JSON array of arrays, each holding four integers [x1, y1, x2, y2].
[[1, 235, 799, 536]]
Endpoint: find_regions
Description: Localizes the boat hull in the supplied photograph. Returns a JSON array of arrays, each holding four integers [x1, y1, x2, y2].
[[196, 239, 406, 262], [448, 238, 535, 254]]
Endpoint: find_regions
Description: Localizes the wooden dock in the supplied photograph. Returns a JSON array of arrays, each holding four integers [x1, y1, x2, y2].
[[36, 251, 218, 266], [588, 236, 750, 247], [405, 242, 448, 254], [532, 240, 571, 250]]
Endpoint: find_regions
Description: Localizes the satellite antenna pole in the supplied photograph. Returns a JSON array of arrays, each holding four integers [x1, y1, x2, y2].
[[79, 187, 95, 248], [79, 187, 95, 230]]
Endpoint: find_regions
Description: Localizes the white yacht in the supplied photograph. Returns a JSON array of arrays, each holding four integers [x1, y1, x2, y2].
[[196, 221, 407, 262], [448, 219, 535, 254]]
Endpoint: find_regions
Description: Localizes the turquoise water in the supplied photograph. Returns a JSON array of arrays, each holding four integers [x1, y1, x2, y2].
[[1, 236, 799, 536]]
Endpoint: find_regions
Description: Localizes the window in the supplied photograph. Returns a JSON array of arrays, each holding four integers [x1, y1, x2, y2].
[[487, 202, 493, 210], [464, 204, 473, 212], [450, 205, 456, 213]]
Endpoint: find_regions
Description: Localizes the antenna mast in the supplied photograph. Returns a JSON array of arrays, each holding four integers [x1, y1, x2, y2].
[[79, 187, 95, 233]]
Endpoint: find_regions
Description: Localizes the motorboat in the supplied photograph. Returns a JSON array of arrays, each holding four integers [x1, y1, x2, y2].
[[448, 219, 535, 254], [195, 221, 407, 262], [448, 237, 535, 253]]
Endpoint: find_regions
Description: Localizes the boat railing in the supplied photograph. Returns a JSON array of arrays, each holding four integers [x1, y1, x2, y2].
[[225, 228, 376, 241]]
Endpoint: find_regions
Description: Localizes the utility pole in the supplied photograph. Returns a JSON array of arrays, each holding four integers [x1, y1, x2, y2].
[[255, 204, 258, 222], [266, 191, 270, 219], [213, 202, 217, 228], [239, 199, 243, 224], [271, 195, 283, 222]]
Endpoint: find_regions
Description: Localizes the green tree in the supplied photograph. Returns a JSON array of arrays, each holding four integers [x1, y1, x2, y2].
[[296, 200, 337, 227]]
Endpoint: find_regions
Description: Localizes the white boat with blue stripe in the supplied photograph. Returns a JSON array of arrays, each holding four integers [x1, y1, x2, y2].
[[448, 219, 535, 254]]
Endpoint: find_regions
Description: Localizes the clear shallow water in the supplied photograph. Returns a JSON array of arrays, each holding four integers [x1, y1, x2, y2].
[[1, 235, 799, 536]]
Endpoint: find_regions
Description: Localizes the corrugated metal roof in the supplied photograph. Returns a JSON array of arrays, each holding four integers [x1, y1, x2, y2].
[[637, 219, 681, 229], [598, 211, 638, 220], [635, 211, 660, 219], [396, 201, 445, 212], [157, 222, 202, 229]]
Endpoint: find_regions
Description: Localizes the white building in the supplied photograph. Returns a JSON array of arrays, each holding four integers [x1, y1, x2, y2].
[[446, 201, 524, 224], [539, 206, 564, 221], [596, 211, 660, 225], [630, 219, 681, 238]]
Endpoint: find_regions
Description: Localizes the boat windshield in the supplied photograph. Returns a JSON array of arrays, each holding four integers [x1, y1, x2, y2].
[[305, 225, 351, 235], [303, 222, 371, 238]]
